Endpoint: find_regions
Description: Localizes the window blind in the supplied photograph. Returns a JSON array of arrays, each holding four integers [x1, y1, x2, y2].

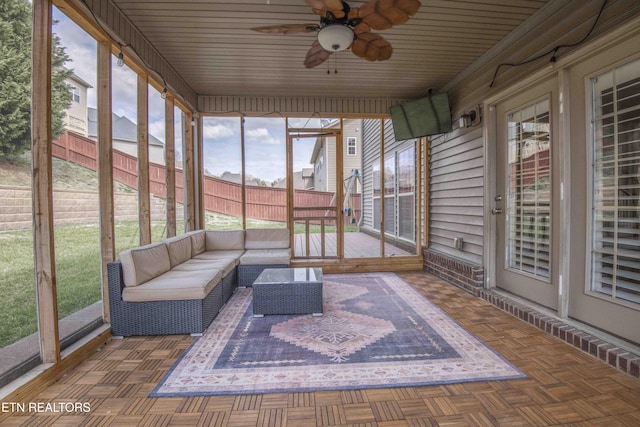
[[506, 99, 551, 279], [591, 59, 640, 305]]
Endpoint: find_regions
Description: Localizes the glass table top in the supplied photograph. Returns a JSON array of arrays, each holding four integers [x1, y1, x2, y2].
[[254, 268, 323, 285]]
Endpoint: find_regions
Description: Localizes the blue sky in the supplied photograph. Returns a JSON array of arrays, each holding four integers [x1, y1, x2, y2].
[[53, 7, 320, 183]]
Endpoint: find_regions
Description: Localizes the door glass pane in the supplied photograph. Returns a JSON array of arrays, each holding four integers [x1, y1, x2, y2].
[[591, 58, 640, 304], [506, 99, 551, 279]]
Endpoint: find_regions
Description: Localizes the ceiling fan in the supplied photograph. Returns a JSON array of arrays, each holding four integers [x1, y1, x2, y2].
[[251, 0, 421, 69]]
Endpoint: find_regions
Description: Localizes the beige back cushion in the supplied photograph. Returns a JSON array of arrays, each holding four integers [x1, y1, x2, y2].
[[119, 242, 171, 287], [188, 230, 206, 255], [165, 234, 192, 268], [244, 228, 290, 249], [206, 230, 245, 251]]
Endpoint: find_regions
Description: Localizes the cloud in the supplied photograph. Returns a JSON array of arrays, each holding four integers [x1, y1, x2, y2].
[[246, 128, 269, 139], [203, 124, 235, 139], [246, 128, 283, 146], [149, 119, 166, 143]]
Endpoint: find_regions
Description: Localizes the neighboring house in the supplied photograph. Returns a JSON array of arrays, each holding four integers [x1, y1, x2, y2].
[[87, 107, 165, 165], [219, 171, 259, 187], [309, 118, 362, 193], [361, 119, 417, 246], [273, 168, 314, 189], [63, 72, 92, 136]]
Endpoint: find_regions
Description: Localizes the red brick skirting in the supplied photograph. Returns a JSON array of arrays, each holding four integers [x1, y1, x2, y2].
[[422, 249, 484, 292], [422, 248, 640, 380]]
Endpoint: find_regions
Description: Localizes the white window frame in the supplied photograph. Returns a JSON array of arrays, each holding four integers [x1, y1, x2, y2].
[[586, 57, 640, 308], [397, 145, 416, 242], [347, 137, 357, 156], [372, 161, 381, 231], [69, 85, 80, 103]]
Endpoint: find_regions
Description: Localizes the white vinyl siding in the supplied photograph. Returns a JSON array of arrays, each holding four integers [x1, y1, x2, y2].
[[590, 58, 640, 305], [429, 128, 484, 265]]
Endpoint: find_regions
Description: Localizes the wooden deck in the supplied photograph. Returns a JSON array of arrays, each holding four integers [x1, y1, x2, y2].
[[1, 271, 639, 426], [294, 232, 412, 258]]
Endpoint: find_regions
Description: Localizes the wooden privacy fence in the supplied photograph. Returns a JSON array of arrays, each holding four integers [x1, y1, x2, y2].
[[53, 131, 361, 223]]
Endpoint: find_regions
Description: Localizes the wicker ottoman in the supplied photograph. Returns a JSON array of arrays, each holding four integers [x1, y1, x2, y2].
[[252, 267, 323, 316]]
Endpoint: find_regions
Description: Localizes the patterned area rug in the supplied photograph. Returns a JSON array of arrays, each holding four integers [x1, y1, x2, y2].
[[151, 273, 524, 396]]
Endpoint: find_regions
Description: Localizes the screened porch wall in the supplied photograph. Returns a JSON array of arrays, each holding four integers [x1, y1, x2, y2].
[[67, 0, 197, 109]]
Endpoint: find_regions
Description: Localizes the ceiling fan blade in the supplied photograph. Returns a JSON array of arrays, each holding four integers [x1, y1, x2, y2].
[[251, 23, 319, 34], [353, 0, 421, 31], [305, 0, 347, 19], [304, 40, 332, 68], [351, 32, 392, 62]]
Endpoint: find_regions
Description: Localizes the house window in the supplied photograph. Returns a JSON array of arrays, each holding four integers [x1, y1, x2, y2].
[[590, 58, 640, 305], [372, 163, 381, 231], [347, 137, 357, 156], [506, 99, 551, 279], [398, 146, 415, 241], [384, 156, 396, 235], [69, 85, 80, 103]]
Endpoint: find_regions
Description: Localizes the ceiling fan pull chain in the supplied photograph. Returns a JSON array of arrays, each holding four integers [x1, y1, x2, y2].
[[334, 54, 338, 74]]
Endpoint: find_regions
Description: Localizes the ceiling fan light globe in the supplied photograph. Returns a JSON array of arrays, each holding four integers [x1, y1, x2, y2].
[[317, 24, 354, 52]]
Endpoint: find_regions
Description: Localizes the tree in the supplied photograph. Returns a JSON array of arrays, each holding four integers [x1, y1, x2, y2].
[[0, 0, 71, 160]]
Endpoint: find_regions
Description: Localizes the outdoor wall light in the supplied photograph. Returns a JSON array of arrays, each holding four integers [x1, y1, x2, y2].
[[317, 24, 354, 52], [116, 51, 124, 67]]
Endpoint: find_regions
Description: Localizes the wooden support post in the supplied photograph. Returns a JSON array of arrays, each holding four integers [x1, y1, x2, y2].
[[335, 124, 344, 260], [184, 110, 196, 231], [137, 74, 151, 244], [97, 41, 115, 321], [286, 121, 294, 251], [240, 116, 246, 230], [379, 120, 386, 257], [31, 0, 60, 364], [196, 114, 204, 230], [423, 137, 430, 249], [165, 95, 176, 238]]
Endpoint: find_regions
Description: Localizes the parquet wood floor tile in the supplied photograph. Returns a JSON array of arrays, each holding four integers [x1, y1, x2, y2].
[[2, 272, 639, 426]]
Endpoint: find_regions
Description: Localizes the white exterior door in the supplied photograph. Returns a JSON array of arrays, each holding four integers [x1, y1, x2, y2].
[[494, 77, 560, 309]]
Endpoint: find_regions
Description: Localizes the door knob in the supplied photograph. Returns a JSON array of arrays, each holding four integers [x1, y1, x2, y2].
[[491, 208, 503, 215]]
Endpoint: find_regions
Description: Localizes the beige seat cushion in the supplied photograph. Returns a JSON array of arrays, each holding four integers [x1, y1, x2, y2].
[[122, 269, 223, 302], [239, 248, 291, 265], [164, 234, 192, 268], [172, 258, 236, 277], [187, 230, 206, 256], [206, 230, 245, 251], [119, 242, 171, 287], [193, 250, 244, 265], [244, 228, 289, 249]]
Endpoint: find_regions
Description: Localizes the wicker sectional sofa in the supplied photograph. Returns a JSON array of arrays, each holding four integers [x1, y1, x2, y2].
[[107, 228, 290, 336]]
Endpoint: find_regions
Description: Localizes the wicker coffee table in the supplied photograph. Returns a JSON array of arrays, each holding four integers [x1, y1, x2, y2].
[[252, 267, 323, 317]]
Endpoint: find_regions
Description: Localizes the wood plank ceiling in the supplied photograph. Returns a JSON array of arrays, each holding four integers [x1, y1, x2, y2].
[[110, 0, 549, 99]]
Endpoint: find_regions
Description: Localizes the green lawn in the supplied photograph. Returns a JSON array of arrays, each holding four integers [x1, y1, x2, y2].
[[0, 220, 166, 348], [0, 215, 356, 348]]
